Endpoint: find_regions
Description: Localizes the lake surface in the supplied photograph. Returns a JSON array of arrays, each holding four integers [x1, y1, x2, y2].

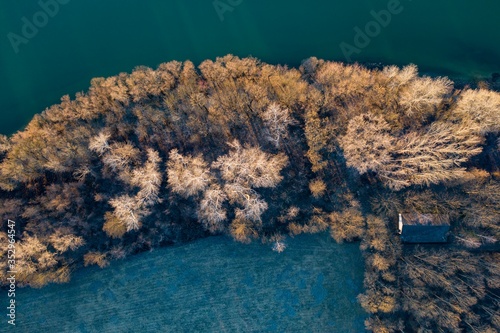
[[5, 233, 366, 332], [0, 0, 499, 134]]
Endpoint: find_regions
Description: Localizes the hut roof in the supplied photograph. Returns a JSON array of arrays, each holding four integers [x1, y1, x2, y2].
[[401, 213, 450, 226], [399, 213, 450, 243]]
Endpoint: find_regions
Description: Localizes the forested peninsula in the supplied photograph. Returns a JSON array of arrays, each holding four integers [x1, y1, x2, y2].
[[0, 55, 499, 332]]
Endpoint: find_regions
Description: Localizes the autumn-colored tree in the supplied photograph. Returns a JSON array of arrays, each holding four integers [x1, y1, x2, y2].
[[48, 229, 85, 253], [38, 182, 84, 217], [382, 64, 418, 90], [83, 251, 109, 268], [125, 66, 161, 102], [0, 122, 91, 190], [229, 218, 258, 244], [329, 208, 365, 243], [309, 178, 327, 198], [0, 134, 11, 153], [381, 65, 453, 126], [16, 236, 56, 277], [364, 316, 404, 333], [0, 234, 76, 288], [304, 208, 329, 233], [303, 106, 332, 173], [389, 121, 483, 188], [287, 208, 328, 236], [269, 233, 287, 253], [103, 211, 127, 238], [358, 216, 401, 324]]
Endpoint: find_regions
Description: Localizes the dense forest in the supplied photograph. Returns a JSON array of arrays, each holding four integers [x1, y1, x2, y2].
[[0, 55, 499, 332]]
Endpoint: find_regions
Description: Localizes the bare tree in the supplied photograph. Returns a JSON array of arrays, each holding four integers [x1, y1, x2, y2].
[[166, 149, 212, 197], [382, 64, 418, 90], [222, 182, 255, 205], [211, 141, 287, 240], [340, 114, 394, 175], [131, 149, 162, 205], [260, 103, 296, 147], [198, 184, 228, 233], [109, 195, 146, 231], [102, 142, 140, 171], [235, 196, 268, 223], [399, 76, 452, 116], [7, 235, 68, 287], [88, 131, 111, 155], [452, 89, 500, 135], [387, 121, 482, 189], [341, 114, 483, 190], [212, 140, 288, 188], [400, 248, 494, 332], [270, 234, 287, 253], [49, 230, 85, 253]]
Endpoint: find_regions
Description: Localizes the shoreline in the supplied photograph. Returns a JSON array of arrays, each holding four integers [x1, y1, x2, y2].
[[2, 59, 499, 137]]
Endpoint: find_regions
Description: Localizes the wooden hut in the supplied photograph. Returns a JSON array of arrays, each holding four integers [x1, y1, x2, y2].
[[398, 213, 450, 243]]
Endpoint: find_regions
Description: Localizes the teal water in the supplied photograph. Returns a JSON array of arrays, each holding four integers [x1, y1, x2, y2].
[[0, 0, 499, 134], [6, 233, 366, 332]]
